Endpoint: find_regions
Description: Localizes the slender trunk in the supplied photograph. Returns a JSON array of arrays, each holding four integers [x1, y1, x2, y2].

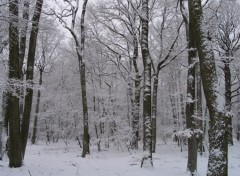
[[7, 0, 22, 167], [224, 60, 233, 145], [152, 74, 158, 153], [170, 93, 178, 130], [21, 0, 43, 158], [189, 1, 228, 175], [132, 77, 141, 149], [140, 0, 153, 167], [131, 34, 141, 150], [81, 64, 90, 157], [31, 70, 43, 144]]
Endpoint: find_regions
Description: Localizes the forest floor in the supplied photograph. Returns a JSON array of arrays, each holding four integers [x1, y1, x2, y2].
[[1, 139, 240, 176]]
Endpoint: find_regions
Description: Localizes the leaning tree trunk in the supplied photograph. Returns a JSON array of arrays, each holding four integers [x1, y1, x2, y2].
[[189, 1, 228, 175], [140, 0, 153, 167], [7, 0, 23, 167], [31, 70, 43, 144], [21, 0, 43, 158]]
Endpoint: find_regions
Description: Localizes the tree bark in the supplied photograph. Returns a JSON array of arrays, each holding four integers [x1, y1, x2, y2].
[[151, 74, 158, 153], [223, 60, 233, 145], [31, 70, 43, 144], [7, 0, 23, 167], [140, 0, 153, 167], [131, 35, 141, 150], [189, 1, 228, 175], [185, 20, 197, 175], [81, 63, 90, 157], [79, 0, 90, 158], [21, 0, 43, 158]]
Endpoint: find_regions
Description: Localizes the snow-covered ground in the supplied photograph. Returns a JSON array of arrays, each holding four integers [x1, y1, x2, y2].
[[1, 140, 240, 176]]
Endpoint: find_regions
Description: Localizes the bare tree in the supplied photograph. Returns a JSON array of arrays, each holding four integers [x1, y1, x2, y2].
[[140, 0, 152, 167], [6, 0, 22, 167], [50, 0, 90, 157]]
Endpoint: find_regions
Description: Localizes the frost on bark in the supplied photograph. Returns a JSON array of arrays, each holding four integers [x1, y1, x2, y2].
[[7, 0, 23, 167], [131, 35, 141, 150], [188, 0, 228, 175], [180, 0, 198, 173], [21, 0, 43, 158], [140, 0, 153, 167], [186, 13, 198, 175]]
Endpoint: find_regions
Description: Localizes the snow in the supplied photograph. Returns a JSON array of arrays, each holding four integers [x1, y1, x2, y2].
[[1, 140, 240, 176]]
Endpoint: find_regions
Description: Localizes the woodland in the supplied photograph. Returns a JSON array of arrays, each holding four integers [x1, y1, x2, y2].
[[0, 0, 240, 176]]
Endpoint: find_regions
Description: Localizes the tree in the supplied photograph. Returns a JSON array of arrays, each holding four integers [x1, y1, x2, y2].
[[215, 0, 240, 145], [151, 0, 185, 152], [140, 0, 152, 167], [6, 0, 22, 167], [188, 0, 228, 175], [50, 0, 90, 157], [180, 0, 198, 174], [21, 0, 44, 157]]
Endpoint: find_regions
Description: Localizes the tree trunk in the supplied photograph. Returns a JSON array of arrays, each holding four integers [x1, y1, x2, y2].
[[31, 70, 43, 144], [223, 60, 233, 145], [81, 63, 90, 157], [152, 74, 158, 153], [131, 76, 141, 149], [189, 1, 228, 175], [80, 0, 90, 158], [7, 0, 22, 167], [21, 0, 43, 158], [140, 0, 153, 167], [131, 34, 141, 150], [185, 17, 197, 173]]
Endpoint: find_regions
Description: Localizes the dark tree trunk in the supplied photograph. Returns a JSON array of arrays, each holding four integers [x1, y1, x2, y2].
[[21, 0, 43, 158], [151, 74, 158, 153], [223, 60, 233, 145], [79, 0, 90, 158], [31, 70, 43, 144], [140, 0, 153, 167], [81, 63, 90, 157], [7, 0, 23, 167], [185, 20, 197, 174], [189, 1, 228, 175]]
